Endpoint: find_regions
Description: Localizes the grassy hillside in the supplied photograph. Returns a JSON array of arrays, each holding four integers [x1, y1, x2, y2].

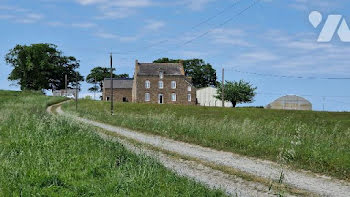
[[63, 100, 350, 181], [0, 91, 224, 196]]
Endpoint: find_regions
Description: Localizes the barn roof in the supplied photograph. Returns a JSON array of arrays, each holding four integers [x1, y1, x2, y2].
[[272, 95, 312, 105], [104, 78, 133, 89], [136, 62, 184, 76]]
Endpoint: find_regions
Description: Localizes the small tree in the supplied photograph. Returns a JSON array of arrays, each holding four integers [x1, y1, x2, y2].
[[216, 80, 257, 108], [86, 66, 129, 92]]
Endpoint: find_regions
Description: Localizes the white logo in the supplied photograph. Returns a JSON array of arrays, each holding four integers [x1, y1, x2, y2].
[[309, 11, 350, 42]]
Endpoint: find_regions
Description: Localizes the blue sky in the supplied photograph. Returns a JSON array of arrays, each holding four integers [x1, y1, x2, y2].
[[0, 0, 349, 111]]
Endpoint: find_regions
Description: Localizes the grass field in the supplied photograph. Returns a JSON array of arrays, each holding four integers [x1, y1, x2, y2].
[[63, 100, 350, 181], [0, 91, 224, 196]]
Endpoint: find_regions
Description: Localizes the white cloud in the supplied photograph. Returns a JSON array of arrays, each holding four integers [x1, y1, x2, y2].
[[47, 21, 97, 28], [0, 5, 43, 24], [181, 0, 215, 11], [95, 32, 118, 39], [209, 28, 252, 47], [76, 0, 152, 7], [179, 50, 207, 58], [95, 31, 139, 42], [239, 51, 279, 62], [263, 0, 339, 11], [233, 30, 350, 76], [289, 0, 338, 11], [76, 0, 153, 19], [72, 22, 96, 28], [144, 20, 165, 31], [15, 13, 44, 24]]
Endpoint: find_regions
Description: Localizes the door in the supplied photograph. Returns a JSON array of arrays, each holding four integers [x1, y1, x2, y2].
[[158, 94, 163, 104]]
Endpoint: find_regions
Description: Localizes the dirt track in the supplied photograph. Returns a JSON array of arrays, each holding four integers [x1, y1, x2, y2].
[[49, 102, 350, 196]]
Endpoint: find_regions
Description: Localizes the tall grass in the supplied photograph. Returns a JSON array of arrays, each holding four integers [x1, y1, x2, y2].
[[0, 91, 224, 196], [64, 100, 350, 181]]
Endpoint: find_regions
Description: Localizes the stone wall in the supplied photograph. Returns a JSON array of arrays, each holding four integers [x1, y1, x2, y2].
[[135, 75, 196, 105], [103, 88, 132, 102]]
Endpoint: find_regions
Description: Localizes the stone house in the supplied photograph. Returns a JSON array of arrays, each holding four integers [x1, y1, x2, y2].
[[103, 78, 133, 102], [103, 60, 196, 105]]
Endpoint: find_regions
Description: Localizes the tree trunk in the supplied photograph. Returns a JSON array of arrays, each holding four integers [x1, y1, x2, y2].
[[231, 101, 237, 108]]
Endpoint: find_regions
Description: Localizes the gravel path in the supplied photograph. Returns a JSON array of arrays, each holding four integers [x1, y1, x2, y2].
[[96, 132, 279, 197], [53, 103, 350, 196]]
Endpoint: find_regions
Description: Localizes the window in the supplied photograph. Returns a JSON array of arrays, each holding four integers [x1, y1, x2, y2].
[[188, 86, 192, 92], [158, 94, 163, 104], [187, 94, 192, 102], [145, 93, 150, 102], [145, 80, 150, 89], [159, 81, 163, 89], [171, 81, 176, 89], [159, 71, 164, 79], [171, 93, 177, 101], [106, 96, 110, 101]]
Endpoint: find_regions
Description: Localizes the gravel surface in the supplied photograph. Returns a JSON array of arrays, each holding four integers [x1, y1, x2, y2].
[[96, 132, 280, 197], [54, 104, 350, 197]]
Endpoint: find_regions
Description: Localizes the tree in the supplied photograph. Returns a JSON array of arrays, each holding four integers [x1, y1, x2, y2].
[[216, 80, 257, 108], [86, 66, 129, 92], [5, 43, 84, 91], [153, 58, 217, 88]]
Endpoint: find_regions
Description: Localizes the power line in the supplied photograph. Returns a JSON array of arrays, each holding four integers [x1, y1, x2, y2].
[[110, 0, 243, 55], [151, 0, 261, 57], [227, 68, 350, 80], [256, 92, 350, 98]]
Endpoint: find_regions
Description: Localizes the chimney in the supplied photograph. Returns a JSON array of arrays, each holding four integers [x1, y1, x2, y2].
[[179, 60, 185, 75]]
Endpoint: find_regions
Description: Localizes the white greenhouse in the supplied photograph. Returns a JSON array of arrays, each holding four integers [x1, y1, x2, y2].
[[266, 95, 312, 111]]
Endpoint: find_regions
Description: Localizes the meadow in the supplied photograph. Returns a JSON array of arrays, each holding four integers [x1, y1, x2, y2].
[[0, 91, 224, 196], [63, 100, 350, 181]]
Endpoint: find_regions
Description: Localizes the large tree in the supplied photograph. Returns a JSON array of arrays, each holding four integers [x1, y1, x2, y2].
[[86, 66, 129, 92], [216, 80, 257, 108], [153, 58, 217, 88], [5, 43, 84, 91]]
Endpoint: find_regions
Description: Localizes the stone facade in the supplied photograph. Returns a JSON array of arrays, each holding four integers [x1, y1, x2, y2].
[[103, 88, 132, 102], [103, 60, 196, 105], [134, 75, 196, 105], [102, 78, 133, 102]]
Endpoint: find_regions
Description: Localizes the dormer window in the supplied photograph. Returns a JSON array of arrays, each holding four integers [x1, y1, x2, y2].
[[159, 71, 164, 79]]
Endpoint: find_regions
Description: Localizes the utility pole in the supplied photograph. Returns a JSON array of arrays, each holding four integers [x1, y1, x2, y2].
[[65, 74, 68, 97], [94, 77, 97, 100], [75, 72, 78, 111], [110, 53, 114, 115], [222, 68, 225, 108], [323, 97, 326, 111]]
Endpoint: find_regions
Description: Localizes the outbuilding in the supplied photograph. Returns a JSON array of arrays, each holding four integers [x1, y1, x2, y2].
[[266, 95, 312, 111], [196, 87, 233, 107]]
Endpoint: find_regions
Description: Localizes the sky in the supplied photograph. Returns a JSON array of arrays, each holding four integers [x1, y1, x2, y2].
[[0, 0, 350, 111]]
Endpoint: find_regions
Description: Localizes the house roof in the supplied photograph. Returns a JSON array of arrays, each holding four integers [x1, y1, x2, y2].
[[104, 78, 133, 89], [137, 62, 184, 76]]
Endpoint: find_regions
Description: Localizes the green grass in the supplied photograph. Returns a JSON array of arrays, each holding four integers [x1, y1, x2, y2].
[[0, 91, 225, 196], [63, 100, 350, 181]]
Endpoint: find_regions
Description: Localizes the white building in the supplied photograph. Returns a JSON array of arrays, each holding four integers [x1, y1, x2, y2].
[[196, 87, 233, 107], [52, 89, 78, 98]]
